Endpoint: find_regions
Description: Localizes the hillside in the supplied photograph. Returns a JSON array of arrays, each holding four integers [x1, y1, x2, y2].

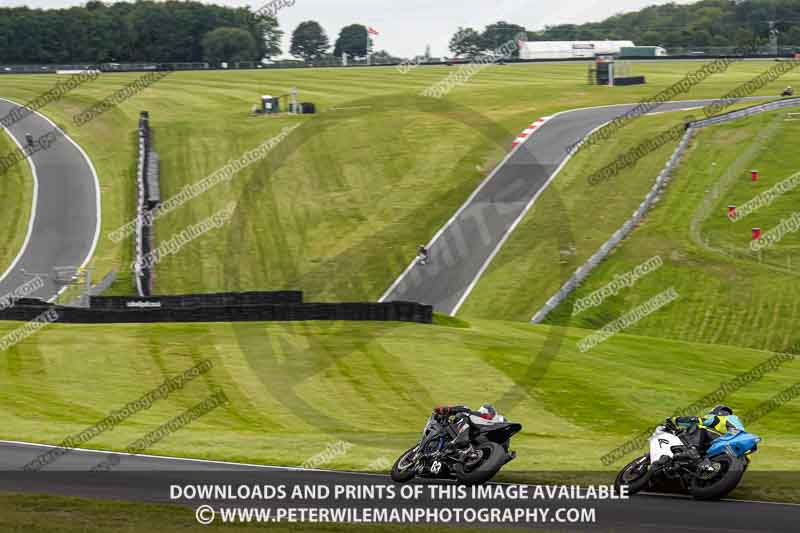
[[530, 0, 800, 52], [0, 61, 797, 300], [544, 108, 800, 353], [0, 317, 797, 487]]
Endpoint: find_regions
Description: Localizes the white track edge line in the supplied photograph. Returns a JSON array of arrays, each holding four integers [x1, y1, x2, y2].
[[0, 439, 386, 477], [0, 100, 40, 289], [377, 120, 542, 303], [449, 119, 609, 316], [0, 96, 102, 303]]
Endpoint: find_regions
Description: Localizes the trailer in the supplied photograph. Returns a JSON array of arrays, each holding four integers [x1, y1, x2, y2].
[[620, 46, 667, 58]]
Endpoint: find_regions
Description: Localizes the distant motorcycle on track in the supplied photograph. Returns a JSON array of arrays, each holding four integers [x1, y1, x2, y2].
[[390, 406, 521, 485], [615, 415, 760, 500]]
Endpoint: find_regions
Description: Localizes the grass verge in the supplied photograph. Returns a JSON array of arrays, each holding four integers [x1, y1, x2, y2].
[[0, 127, 33, 277]]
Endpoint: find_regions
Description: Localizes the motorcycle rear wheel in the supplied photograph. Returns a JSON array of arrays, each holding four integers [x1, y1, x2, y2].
[[689, 454, 746, 500], [390, 447, 417, 483], [614, 454, 652, 495], [454, 442, 506, 485]]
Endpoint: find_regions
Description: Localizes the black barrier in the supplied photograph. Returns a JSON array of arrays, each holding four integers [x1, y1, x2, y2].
[[0, 301, 432, 324], [88, 291, 303, 310], [614, 76, 646, 86]]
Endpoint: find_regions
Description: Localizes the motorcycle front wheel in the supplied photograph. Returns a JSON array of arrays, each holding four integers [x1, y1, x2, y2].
[[614, 454, 652, 495], [689, 454, 746, 501], [454, 442, 507, 485], [390, 446, 418, 483]]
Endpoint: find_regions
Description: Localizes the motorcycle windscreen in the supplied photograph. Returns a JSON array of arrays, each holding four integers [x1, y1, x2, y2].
[[483, 423, 522, 444]]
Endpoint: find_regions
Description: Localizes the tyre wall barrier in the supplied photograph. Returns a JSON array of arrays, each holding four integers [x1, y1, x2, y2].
[[530, 97, 800, 324], [0, 300, 432, 324], [88, 291, 303, 310]]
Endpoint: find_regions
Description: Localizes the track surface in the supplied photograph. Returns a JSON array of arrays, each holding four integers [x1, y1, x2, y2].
[[380, 97, 767, 315], [0, 98, 99, 301], [0, 441, 797, 532]]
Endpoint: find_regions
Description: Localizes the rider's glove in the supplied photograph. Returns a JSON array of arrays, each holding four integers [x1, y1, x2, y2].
[[433, 406, 451, 416]]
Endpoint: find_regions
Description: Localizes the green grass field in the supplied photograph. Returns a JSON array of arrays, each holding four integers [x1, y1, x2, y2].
[[539, 109, 800, 352], [1, 317, 797, 499], [0, 128, 33, 277], [0, 61, 798, 300]]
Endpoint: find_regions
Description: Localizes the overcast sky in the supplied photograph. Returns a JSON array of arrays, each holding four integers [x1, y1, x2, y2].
[[2, 0, 698, 57]]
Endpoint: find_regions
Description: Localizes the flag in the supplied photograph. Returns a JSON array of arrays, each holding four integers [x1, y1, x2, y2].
[[368, 27, 379, 36]]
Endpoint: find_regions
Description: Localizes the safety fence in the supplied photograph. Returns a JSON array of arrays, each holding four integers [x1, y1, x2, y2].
[[531, 97, 800, 323], [1, 294, 432, 324], [3, 52, 799, 76], [134, 111, 161, 297]]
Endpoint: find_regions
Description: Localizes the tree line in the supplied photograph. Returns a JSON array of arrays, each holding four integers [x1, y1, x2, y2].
[[0, 1, 393, 65], [446, 1, 800, 57], [526, 0, 800, 51], [0, 1, 280, 64]]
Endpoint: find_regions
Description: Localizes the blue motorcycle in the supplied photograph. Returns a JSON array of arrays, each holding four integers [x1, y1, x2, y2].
[[615, 415, 761, 500]]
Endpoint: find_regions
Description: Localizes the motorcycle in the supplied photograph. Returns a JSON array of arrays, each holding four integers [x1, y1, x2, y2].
[[390, 410, 521, 485], [615, 415, 760, 500]]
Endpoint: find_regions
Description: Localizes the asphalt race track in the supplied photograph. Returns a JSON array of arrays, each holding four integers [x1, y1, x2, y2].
[[0, 97, 100, 302], [1, 441, 797, 532], [380, 97, 768, 315]]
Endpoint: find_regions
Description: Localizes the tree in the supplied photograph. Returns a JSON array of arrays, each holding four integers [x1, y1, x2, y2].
[[371, 49, 400, 64], [333, 24, 368, 58], [201, 26, 258, 63], [251, 10, 282, 60], [290, 20, 329, 60], [481, 21, 526, 57], [448, 27, 483, 57]]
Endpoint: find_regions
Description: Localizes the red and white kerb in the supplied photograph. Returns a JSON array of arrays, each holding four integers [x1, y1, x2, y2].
[[511, 116, 551, 148]]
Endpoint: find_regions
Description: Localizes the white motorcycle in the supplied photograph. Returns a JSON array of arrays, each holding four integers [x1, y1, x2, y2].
[[615, 416, 760, 500]]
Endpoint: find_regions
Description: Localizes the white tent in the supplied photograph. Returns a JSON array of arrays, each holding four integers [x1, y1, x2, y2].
[[518, 41, 635, 60]]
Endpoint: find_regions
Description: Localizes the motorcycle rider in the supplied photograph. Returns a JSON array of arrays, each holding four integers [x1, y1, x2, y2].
[[418, 245, 429, 265], [666, 405, 740, 460], [433, 404, 506, 449]]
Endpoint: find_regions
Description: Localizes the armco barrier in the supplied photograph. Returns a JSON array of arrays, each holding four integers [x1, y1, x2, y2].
[[0, 300, 432, 324], [531, 97, 800, 324], [134, 111, 153, 297]]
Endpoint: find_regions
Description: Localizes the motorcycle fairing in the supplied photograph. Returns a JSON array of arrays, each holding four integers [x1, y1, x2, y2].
[[649, 427, 684, 462], [706, 431, 761, 458]]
